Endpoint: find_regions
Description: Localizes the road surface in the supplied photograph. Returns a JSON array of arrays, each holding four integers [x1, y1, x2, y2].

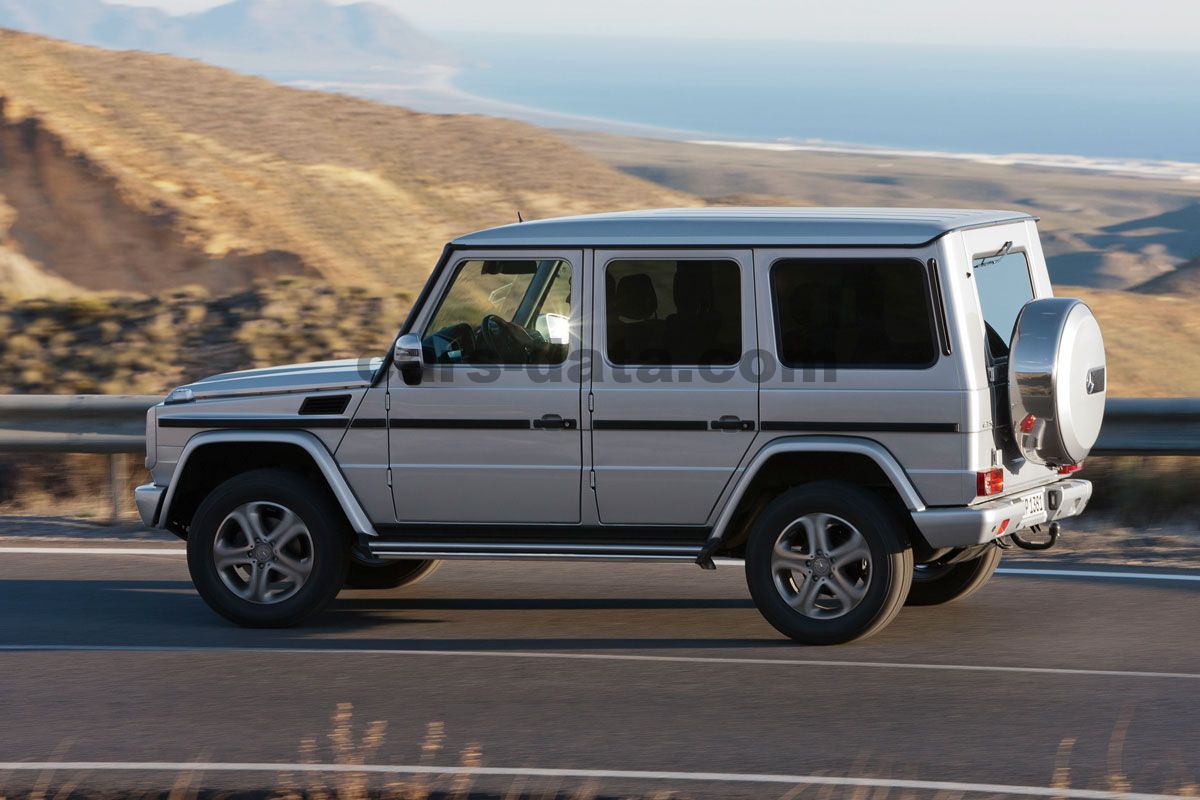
[[0, 540, 1197, 798]]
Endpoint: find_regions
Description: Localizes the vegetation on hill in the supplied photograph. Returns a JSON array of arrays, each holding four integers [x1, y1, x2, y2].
[[0, 30, 1196, 397], [0, 29, 691, 298]]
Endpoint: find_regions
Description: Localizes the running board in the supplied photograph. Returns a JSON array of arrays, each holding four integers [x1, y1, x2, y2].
[[367, 541, 705, 562]]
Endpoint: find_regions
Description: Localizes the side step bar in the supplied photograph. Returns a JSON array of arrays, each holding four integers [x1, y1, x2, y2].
[[365, 524, 711, 563], [367, 541, 705, 562]]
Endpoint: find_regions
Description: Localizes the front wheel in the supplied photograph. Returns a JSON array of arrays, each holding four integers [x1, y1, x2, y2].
[[745, 481, 913, 645], [186, 469, 349, 628], [906, 546, 1002, 606]]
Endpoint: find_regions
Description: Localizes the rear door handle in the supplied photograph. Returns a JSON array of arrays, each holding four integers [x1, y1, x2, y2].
[[710, 415, 755, 432], [534, 414, 577, 431]]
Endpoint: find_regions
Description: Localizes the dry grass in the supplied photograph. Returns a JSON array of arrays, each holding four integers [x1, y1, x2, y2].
[[0, 277, 407, 395], [0, 29, 693, 298], [0, 703, 1195, 800]]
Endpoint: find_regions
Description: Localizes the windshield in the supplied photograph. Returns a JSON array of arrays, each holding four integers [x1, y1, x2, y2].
[[973, 251, 1034, 360]]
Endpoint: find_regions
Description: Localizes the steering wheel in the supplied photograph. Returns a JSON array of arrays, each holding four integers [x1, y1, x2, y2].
[[479, 314, 539, 363]]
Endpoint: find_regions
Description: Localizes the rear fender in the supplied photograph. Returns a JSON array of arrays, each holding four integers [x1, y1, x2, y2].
[[706, 436, 927, 551]]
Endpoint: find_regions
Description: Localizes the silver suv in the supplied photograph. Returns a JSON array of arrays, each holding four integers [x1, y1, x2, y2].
[[135, 209, 1105, 644]]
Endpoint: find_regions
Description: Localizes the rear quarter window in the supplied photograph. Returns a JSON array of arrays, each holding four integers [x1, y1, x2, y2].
[[772, 258, 938, 369]]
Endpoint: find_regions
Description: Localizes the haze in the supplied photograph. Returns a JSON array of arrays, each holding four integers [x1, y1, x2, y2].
[[110, 0, 1200, 51]]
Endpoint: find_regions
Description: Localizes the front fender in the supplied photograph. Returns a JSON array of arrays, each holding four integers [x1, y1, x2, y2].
[[155, 429, 377, 536]]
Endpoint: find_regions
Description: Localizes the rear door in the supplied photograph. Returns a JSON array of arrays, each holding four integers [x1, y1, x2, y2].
[[958, 223, 1059, 495], [589, 250, 758, 525]]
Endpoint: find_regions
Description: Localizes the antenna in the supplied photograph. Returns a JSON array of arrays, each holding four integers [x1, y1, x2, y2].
[[517, 210, 525, 223]]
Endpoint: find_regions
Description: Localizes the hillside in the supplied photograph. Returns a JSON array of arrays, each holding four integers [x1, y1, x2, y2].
[[0, 29, 692, 297], [567, 131, 1200, 291]]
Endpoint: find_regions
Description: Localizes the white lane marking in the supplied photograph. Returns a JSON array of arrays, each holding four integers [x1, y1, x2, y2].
[[4, 548, 1200, 584], [997, 567, 1200, 582], [2, 644, 1198, 681], [0, 547, 184, 556], [0, 761, 1187, 800]]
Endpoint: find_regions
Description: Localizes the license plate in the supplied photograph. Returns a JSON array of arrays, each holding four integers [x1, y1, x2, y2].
[[1020, 491, 1048, 527]]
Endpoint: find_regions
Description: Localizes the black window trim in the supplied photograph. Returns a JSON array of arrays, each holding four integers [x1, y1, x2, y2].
[[600, 254, 745, 370], [768, 256, 942, 372]]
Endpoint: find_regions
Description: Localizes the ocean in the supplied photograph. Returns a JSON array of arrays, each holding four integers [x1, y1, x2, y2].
[[444, 34, 1200, 164]]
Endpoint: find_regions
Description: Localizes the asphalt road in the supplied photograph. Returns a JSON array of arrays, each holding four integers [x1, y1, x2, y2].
[[0, 542, 1197, 798]]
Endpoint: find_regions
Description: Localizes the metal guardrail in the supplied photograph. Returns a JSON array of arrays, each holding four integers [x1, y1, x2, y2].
[[0, 394, 1195, 521], [1095, 398, 1200, 456], [0, 395, 161, 522], [0, 395, 161, 454], [0, 395, 1196, 456]]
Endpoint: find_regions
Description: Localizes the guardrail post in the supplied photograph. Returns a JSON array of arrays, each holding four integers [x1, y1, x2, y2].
[[108, 453, 125, 524]]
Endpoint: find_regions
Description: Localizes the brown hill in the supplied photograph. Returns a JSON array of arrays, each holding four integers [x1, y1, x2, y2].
[[0, 28, 693, 297]]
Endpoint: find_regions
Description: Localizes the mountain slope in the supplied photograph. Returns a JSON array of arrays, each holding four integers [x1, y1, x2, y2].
[[0, 0, 452, 71], [0, 28, 693, 296]]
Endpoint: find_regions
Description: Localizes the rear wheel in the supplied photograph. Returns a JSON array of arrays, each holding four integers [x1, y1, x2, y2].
[[186, 469, 349, 627], [344, 558, 440, 590], [906, 546, 1002, 606], [745, 481, 913, 645]]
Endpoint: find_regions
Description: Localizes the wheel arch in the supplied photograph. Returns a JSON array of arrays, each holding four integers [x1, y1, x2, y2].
[[706, 436, 929, 558], [157, 430, 376, 539]]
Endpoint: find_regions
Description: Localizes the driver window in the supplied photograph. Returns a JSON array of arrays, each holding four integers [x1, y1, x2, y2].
[[423, 258, 572, 366]]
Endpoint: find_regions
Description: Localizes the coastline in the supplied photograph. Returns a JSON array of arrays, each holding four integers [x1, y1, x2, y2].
[[284, 66, 1200, 183]]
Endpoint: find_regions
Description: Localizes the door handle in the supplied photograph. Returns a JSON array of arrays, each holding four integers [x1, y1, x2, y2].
[[534, 414, 577, 431], [710, 415, 755, 432]]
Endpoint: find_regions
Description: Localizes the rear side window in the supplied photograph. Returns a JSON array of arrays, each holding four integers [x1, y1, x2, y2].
[[972, 251, 1034, 360], [773, 259, 937, 369], [605, 259, 741, 366]]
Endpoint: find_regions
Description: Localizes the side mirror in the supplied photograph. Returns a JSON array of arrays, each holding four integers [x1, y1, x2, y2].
[[393, 333, 424, 386]]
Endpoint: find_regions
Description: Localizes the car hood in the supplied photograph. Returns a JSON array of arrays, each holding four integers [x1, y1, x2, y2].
[[178, 357, 383, 400]]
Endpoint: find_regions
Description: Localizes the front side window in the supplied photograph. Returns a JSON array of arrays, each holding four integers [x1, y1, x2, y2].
[[972, 251, 1034, 360], [423, 258, 572, 365], [773, 259, 937, 369], [605, 259, 741, 366]]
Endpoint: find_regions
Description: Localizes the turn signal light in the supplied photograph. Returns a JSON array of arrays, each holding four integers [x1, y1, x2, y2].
[[976, 467, 1005, 496], [1019, 413, 1037, 433], [1058, 463, 1084, 475]]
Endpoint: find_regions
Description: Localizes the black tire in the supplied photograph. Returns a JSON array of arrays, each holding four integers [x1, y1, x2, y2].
[[745, 481, 913, 645], [344, 558, 440, 590], [906, 546, 1002, 606], [186, 468, 349, 628]]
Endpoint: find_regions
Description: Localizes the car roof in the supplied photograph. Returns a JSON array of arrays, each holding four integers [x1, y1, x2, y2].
[[451, 207, 1035, 249]]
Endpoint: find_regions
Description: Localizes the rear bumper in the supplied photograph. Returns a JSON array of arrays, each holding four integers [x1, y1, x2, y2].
[[134, 483, 165, 528], [911, 478, 1092, 549]]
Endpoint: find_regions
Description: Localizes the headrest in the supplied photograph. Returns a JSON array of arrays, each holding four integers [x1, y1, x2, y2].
[[615, 273, 658, 321]]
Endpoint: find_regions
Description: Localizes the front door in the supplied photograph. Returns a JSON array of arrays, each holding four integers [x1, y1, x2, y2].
[[389, 250, 583, 523], [589, 250, 759, 525]]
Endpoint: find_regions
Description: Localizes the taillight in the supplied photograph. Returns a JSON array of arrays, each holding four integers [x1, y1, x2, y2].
[[1019, 414, 1037, 433], [976, 467, 1004, 496], [1058, 462, 1084, 475]]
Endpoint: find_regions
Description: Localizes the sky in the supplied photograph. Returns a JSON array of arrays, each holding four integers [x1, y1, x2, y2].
[[108, 0, 1200, 52]]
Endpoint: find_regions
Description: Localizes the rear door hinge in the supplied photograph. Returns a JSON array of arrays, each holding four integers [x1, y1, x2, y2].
[[386, 467, 393, 487], [588, 469, 596, 489], [384, 391, 391, 411], [587, 392, 595, 413]]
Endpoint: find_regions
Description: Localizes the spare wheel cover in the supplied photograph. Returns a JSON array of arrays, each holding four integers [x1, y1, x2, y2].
[[1007, 298, 1106, 465]]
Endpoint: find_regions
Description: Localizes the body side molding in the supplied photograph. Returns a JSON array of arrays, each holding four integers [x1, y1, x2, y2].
[[155, 430, 377, 537], [704, 435, 927, 552]]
